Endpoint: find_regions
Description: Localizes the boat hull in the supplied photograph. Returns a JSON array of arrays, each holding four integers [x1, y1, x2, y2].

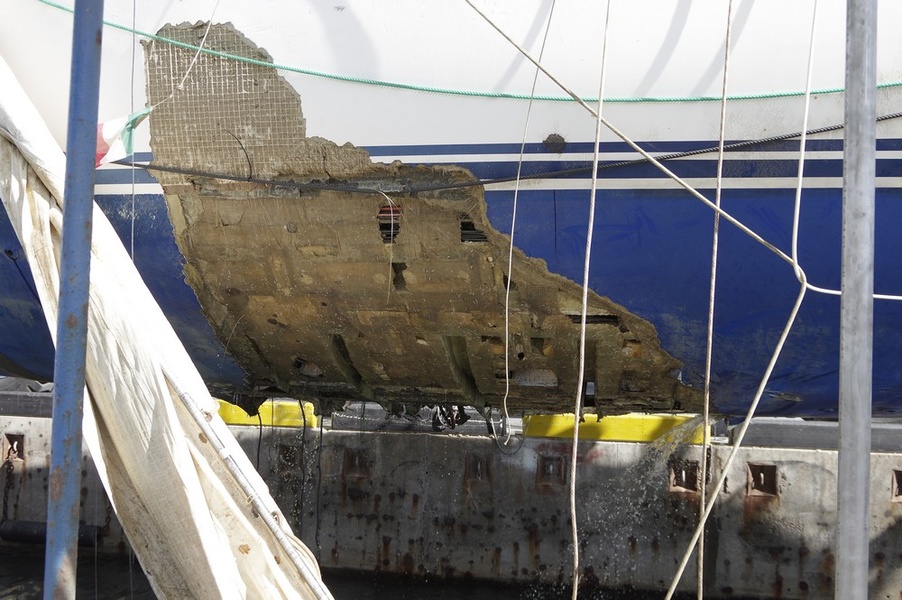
[[2, 0, 902, 417]]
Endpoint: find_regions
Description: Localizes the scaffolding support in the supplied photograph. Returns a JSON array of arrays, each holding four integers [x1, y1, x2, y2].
[[43, 0, 104, 597], [836, 0, 876, 597]]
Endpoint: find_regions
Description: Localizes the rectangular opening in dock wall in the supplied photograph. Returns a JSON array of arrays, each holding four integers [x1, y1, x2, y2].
[[342, 448, 371, 482], [535, 454, 566, 494], [464, 453, 491, 486], [746, 463, 778, 497], [668, 457, 699, 494], [891, 469, 902, 503], [2, 433, 23, 462]]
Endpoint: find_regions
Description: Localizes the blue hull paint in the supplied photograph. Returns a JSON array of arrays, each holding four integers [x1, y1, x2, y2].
[[485, 186, 902, 417], [95, 194, 249, 393], [0, 194, 247, 393], [2, 147, 900, 416], [0, 211, 55, 379]]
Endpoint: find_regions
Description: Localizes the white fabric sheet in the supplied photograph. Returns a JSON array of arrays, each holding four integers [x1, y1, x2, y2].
[[0, 56, 329, 599]]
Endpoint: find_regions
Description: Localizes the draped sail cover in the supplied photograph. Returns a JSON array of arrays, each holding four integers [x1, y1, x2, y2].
[[0, 57, 329, 599]]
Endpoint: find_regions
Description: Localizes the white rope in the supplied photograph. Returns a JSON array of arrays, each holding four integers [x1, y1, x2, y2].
[[466, 0, 796, 271], [665, 282, 808, 600], [698, 1, 734, 596], [791, 2, 819, 280], [494, 0, 557, 446], [465, 6, 897, 593], [666, 3, 820, 597], [805, 284, 902, 300], [466, 0, 902, 305], [149, 0, 221, 111], [778, 0, 900, 304], [568, 5, 612, 597]]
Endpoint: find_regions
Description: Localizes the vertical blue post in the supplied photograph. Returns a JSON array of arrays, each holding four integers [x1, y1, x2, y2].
[[43, 0, 104, 598], [836, 0, 876, 598]]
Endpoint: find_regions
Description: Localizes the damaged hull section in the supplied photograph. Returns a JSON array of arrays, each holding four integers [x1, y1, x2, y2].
[[144, 24, 697, 414]]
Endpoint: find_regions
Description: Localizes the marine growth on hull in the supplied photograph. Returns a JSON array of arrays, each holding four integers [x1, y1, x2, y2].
[[144, 23, 701, 415]]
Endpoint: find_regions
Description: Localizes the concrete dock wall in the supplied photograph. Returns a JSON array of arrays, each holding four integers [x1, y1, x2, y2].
[[1, 412, 127, 553], [226, 420, 902, 598], [4, 407, 902, 598], [237, 425, 900, 598]]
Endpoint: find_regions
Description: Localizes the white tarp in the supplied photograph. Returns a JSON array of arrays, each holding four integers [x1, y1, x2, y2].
[[0, 56, 330, 599]]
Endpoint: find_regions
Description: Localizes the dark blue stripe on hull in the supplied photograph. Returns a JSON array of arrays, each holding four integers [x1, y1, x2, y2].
[[461, 158, 859, 181], [360, 138, 902, 157], [0, 212, 54, 379], [95, 195, 248, 392], [130, 139, 902, 163]]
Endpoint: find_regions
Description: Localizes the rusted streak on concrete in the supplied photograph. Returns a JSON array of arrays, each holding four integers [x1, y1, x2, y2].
[[144, 23, 701, 414]]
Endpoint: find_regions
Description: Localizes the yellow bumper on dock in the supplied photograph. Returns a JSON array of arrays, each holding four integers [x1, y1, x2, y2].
[[523, 413, 706, 443], [217, 398, 318, 428]]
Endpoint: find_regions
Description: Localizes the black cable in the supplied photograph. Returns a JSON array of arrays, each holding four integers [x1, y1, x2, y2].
[[224, 129, 254, 181], [113, 111, 902, 197]]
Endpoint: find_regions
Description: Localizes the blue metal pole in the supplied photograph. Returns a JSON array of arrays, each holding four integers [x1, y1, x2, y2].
[[43, 0, 104, 597]]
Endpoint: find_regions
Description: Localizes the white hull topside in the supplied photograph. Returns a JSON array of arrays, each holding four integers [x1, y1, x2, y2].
[[3, 0, 902, 153]]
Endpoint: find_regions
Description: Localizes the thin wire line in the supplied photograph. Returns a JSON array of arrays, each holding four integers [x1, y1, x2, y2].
[[315, 420, 323, 559], [568, 5, 611, 597], [699, 1, 734, 595], [498, 0, 558, 447], [299, 400, 309, 538]]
